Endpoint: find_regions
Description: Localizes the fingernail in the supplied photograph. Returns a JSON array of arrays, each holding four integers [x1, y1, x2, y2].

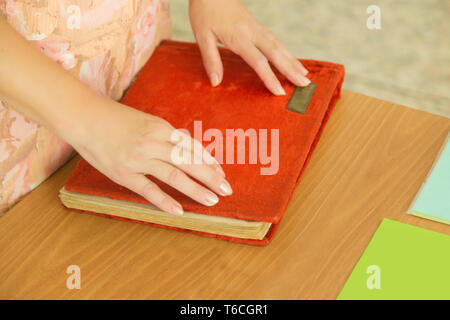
[[171, 203, 184, 215], [219, 180, 233, 196], [210, 72, 220, 87], [275, 84, 286, 96], [301, 65, 309, 75], [299, 76, 311, 86], [205, 192, 219, 206], [295, 60, 308, 75]]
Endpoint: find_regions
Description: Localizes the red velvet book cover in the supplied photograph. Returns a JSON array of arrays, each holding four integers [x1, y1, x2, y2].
[[63, 40, 345, 245]]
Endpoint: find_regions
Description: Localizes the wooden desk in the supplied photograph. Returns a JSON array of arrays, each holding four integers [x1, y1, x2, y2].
[[0, 91, 449, 299]]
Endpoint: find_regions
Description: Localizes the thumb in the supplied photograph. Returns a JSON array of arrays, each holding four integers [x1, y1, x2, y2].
[[196, 31, 223, 87]]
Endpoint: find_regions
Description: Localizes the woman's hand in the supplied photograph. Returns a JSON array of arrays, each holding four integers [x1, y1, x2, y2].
[[0, 17, 230, 216], [189, 0, 310, 95], [68, 97, 231, 216]]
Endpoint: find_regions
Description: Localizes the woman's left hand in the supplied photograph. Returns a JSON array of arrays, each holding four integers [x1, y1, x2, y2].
[[189, 0, 310, 95]]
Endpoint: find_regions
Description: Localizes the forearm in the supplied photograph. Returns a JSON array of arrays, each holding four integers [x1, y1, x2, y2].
[[0, 17, 105, 145]]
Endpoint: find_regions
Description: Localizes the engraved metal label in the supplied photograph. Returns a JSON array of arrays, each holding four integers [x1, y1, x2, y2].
[[286, 82, 316, 114]]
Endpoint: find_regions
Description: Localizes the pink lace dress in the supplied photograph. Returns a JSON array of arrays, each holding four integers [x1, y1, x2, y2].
[[0, 0, 172, 214]]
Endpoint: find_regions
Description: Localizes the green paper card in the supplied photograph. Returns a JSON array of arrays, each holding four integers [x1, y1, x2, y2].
[[338, 219, 450, 300], [409, 135, 450, 225]]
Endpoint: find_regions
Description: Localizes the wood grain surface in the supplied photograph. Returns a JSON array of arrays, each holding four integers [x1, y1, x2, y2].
[[0, 91, 449, 299]]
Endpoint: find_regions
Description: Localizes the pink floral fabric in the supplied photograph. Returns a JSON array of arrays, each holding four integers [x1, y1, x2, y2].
[[0, 0, 172, 214]]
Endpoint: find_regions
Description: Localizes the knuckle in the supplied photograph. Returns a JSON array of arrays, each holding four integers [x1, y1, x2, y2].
[[109, 164, 131, 184], [265, 35, 281, 54], [260, 29, 282, 53], [260, 25, 275, 40], [161, 124, 176, 139], [272, 37, 282, 50], [224, 25, 251, 50], [138, 137, 159, 155], [195, 31, 210, 45], [135, 118, 153, 136], [235, 23, 252, 38], [255, 56, 269, 70], [204, 169, 221, 186], [167, 168, 183, 185], [269, 46, 281, 60], [224, 35, 240, 52], [266, 31, 277, 44], [159, 194, 174, 209], [122, 145, 149, 167], [193, 182, 208, 196], [142, 181, 159, 199], [137, 118, 173, 141]]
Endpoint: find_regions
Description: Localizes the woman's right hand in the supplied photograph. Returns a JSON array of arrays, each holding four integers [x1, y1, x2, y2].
[[67, 96, 231, 216]]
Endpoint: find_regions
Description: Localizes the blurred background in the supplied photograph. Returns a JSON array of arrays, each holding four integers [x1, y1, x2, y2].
[[170, 0, 449, 117]]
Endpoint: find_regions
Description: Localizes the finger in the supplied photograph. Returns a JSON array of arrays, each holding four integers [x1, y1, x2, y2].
[[256, 35, 310, 87], [141, 140, 232, 196], [164, 143, 232, 196], [120, 173, 184, 216], [195, 31, 223, 87], [232, 41, 286, 96], [144, 124, 223, 175], [147, 160, 219, 206], [276, 41, 309, 76], [258, 26, 309, 76], [141, 118, 177, 143], [169, 129, 225, 176], [173, 159, 232, 197]]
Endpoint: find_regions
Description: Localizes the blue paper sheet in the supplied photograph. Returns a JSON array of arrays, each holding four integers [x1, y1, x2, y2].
[[409, 135, 450, 225]]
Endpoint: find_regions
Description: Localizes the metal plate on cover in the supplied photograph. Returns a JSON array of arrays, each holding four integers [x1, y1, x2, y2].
[[286, 82, 316, 114]]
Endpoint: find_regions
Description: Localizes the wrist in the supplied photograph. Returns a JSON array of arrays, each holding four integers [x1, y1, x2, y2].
[[50, 89, 109, 148]]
